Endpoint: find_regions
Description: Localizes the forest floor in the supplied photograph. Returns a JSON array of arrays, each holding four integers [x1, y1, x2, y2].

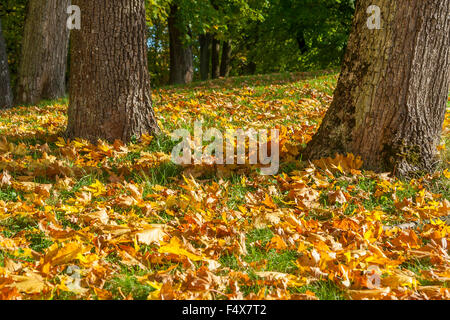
[[0, 71, 449, 300]]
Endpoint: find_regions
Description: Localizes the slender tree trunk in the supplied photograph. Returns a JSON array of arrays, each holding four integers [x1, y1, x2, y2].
[[168, 4, 193, 85], [199, 33, 212, 81], [304, 0, 450, 177], [16, 0, 70, 105], [220, 40, 232, 77], [211, 37, 221, 79], [0, 18, 13, 109], [67, 0, 159, 143], [247, 61, 257, 75], [296, 31, 307, 54]]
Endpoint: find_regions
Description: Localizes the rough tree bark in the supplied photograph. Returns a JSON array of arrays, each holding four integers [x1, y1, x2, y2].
[[67, 0, 159, 143], [220, 40, 232, 77], [168, 4, 193, 85], [211, 37, 221, 79], [199, 33, 212, 81], [16, 0, 70, 105], [0, 18, 13, 109], [304, 0, 450, 177]]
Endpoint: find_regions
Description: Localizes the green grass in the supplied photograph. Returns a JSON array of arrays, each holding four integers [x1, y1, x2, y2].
[[246, 228, 274, 246], [245, 249, 299, 273], [0, 215, 53, 252], [290, 280, 346, 300], [25, 230, 53, 253], [145, 133, 180, 154], [103, 275, 155, 300], [219, 228, 298, 275], [225, 175, 257, 210], [0, 188, 23, 202], [425, 174, 450, 201], [0, 215, 38, 235], [399, 257, 448, 286], [401, 257, 432, 275], [134, 162, 183, 192]]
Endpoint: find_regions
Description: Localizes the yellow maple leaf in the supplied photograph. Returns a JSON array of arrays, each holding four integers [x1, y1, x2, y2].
[[40, 242, 84, 274], [158, 237, 203, 261], [83, 179, 106, 197]]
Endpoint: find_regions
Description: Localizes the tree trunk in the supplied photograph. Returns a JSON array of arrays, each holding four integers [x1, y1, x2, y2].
[[0, 18, 13, 109], [67, 0, 159, 143], [304, 0, 450, 177], [247, 61, 257, 75], [220, 40, 232, 77], [199, 33, 211, 81], [168, 4, 193, 85], [16, 0, 70, 105], [211, 37, 221, 79], [296, 31, 307, 54]]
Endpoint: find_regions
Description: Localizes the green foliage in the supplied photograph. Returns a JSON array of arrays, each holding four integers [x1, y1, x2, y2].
[[232, 0, 355, 74], [144, 0, 355, 84], [1, 0, 355, 87]]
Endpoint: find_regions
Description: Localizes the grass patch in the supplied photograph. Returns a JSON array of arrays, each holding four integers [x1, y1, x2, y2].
[[0, 188, 23, 202], [104, 275, 155, 300], [290, 280, 346, 300]]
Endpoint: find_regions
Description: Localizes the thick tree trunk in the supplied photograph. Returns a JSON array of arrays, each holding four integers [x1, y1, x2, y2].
[[67, 0, 159, 143], [211, 37, 221, 79], [220, 40, 232, 77], [16, 0, 70, 105], [304, 0, 450, 177], [199, 33, 212, 81], [168, 5, 193, 85], [0, 18, 13, 109]]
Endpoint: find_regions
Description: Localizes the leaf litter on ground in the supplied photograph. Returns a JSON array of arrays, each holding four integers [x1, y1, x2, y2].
[[0, 72, 449, 300]]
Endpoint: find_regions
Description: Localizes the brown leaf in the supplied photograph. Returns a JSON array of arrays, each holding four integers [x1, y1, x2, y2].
[[4, 257, 22, 273], [328, 189, 347, 205], [8, 272, 48, 294]]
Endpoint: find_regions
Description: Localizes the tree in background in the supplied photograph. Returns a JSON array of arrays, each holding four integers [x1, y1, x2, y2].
[[199, 33, 212, 80], [16, 0, 70, 105], [148, 0, 263, 82], [67, 0, 159, 142], [209, 0, 264, 79], [220, 40, 232, 77], [211, 37, 221, 79], [0, 18, 13, 108], [2, 0, 355, 88], [144, 0, 349, 84], [146, 1, 171, 86], [304, 0, 450, 176], [168, 3, 194, 84]]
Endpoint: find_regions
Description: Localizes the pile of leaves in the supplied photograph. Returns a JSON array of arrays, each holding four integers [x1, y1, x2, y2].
[[0, 72, 449, 300]]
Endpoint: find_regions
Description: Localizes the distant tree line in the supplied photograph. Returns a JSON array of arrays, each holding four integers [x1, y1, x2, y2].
[[0, 0, 355, 89]]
